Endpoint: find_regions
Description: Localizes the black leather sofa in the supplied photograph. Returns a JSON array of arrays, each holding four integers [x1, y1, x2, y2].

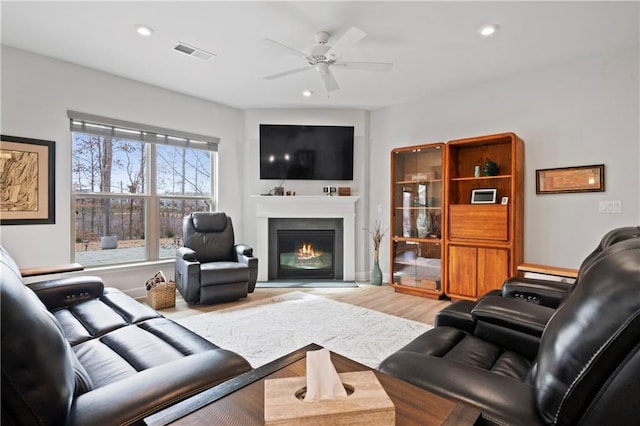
[[379, 228, 640, 425], [1, 245, 252, 426]]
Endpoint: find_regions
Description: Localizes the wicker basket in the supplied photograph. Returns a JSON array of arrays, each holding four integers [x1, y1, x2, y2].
[[147, 280, 176, 310]]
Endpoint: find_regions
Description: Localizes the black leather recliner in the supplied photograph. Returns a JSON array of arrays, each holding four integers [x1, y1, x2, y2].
[[379, 229, 640, 425], [436, 225, 640, 335], [175, 212, 258, 304], [0, 245, 252, 426]]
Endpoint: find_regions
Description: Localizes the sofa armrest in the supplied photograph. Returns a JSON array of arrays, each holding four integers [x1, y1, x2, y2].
[[234, 244, 253, 257], [235, 244, 258, 292], [435, 300, 477, 333], [502, 277, 573, 308], [27, 276, 104, 311], [69, 350, 251, 426], [175, 252, 201, 304], [176, 246, 198, 262]]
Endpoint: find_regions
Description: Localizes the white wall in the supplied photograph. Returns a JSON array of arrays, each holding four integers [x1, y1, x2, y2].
[[370, 48, 640, 270], [242, 109, 372, 280], [1, 46, 245, 296]]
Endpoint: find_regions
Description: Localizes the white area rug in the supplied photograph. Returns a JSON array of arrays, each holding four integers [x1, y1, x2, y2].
[[176, 291, 432, 369]]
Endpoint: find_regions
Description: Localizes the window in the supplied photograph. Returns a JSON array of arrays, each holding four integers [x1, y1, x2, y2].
[[69, 111, 218, 267]]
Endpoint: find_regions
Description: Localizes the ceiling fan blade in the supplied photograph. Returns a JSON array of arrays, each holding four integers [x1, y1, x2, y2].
[[264, 66, 313, 80], [264, 38, 309, 58], [320, 69, 340, 92], [333, 61, 394, 72], [326, 27, 366, 57]]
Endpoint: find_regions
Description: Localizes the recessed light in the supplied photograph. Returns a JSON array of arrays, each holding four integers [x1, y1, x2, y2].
[[479, 24, 499, 37], [135, 24, 154, 37], [302, 90, 313, 97]]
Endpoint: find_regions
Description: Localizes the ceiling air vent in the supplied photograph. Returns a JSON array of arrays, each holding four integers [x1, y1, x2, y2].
[[173, 42, 216, 61]]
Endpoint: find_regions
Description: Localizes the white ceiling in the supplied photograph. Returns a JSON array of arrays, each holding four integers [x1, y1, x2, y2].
[[2, 1, 638, 111]]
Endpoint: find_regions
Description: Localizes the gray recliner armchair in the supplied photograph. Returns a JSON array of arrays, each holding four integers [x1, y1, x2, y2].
[[175, 212, 258, 304]]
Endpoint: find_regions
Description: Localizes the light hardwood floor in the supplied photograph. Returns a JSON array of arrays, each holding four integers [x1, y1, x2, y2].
[[155, 284, 451, 326]]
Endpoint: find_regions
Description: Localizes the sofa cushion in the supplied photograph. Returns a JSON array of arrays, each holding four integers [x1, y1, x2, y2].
[[139, 317, 221, 354], [74, 339, 138, 388], [391, 326, 531, 382]]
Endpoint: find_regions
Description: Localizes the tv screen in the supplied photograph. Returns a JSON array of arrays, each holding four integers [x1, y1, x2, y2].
[[260, 124, 354, 180]]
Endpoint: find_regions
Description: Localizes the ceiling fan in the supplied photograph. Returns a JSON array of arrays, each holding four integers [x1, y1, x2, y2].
[[264, 27, 393, 93]]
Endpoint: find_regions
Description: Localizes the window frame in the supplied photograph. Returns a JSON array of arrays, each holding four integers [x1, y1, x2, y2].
[[69, 112, 218, 266]]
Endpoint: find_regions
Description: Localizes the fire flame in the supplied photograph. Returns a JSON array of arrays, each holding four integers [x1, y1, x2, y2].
[[297, 243, 319, 260]]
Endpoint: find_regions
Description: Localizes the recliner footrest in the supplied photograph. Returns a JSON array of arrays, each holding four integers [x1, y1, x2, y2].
[[200, 282, 248, 304]]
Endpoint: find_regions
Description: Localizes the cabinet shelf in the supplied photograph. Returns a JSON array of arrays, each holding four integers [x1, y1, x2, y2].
[[450, 175, 511, 182], [391, 283, 441, 296], [392, 236, 442, 244], [395, 179, 443, 185], [394, 206, 441, 211]]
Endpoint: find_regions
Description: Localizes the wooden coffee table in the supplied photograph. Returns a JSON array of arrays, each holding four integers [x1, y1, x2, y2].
[[144, 344, 480, 425]]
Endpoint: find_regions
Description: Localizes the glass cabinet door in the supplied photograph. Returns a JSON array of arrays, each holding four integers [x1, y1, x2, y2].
[[391, 143, 444, 297], [392, 240, 442, 291]]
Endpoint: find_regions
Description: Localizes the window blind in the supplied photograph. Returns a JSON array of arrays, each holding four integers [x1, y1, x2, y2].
[[67, 110, 219, 151]]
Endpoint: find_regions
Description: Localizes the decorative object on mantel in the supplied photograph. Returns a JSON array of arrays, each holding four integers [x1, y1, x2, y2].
[[366, 220, 387, 286], [338, 187, 351, 196], [323, 185, 337, 196]]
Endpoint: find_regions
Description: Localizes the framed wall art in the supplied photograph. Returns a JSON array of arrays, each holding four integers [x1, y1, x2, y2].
[[1, 135, 55, 225], [536, 164, 604, 195]]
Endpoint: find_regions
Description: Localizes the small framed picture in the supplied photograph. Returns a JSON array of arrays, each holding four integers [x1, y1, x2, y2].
[[470, 188, 497, 204], [501, 197, 509, 205]]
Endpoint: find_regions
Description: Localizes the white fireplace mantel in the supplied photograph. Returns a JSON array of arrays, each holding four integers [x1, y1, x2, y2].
[[252, 195, 359, 281]]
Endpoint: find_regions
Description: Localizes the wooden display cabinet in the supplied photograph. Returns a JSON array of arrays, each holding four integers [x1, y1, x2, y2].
[[390, 143, 446, 299], [444, 133, 524, 301]]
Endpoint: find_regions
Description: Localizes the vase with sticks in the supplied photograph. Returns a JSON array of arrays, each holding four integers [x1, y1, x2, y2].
[[366, 220, 387, 286]]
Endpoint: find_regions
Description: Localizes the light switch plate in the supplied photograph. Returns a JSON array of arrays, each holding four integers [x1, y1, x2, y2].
[[599, 200, 622, 213]]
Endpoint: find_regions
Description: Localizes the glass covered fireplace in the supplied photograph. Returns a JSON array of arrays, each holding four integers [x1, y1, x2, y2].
[[277, 230, 335, 279], [268, 218, 344, 280]]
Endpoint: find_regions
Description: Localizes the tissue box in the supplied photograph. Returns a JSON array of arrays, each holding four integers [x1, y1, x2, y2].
[[264, 371, 394, 425]]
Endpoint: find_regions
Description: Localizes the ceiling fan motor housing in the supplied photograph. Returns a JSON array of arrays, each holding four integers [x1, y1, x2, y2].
[[308, 44, 334, 65]]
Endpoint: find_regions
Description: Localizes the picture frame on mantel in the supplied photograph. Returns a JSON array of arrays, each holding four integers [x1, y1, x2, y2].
[[1, 135, 56, 225], [536, 164, 605, 194]]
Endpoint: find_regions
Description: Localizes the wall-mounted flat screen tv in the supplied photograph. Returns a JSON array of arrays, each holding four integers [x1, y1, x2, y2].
[[260, 124, 354, 180]]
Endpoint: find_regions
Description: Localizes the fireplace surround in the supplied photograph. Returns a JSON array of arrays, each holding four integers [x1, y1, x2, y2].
[[253, 195, 359, 281]]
